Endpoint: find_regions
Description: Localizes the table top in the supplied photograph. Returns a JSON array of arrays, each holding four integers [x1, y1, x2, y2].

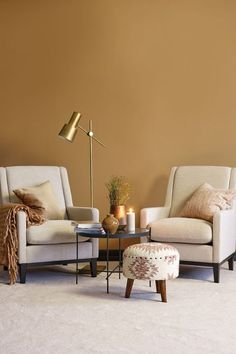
[[76, 227, 150, 239]]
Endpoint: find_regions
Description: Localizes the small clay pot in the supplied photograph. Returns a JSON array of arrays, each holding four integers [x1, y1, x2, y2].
[[102, 214, 119, 234]]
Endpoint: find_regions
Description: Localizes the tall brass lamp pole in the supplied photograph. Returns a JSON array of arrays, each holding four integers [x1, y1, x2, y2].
[[58, 111, 105, 207]]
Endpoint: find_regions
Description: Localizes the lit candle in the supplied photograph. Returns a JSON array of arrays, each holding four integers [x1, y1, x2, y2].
[[127, 208, 135, 232]]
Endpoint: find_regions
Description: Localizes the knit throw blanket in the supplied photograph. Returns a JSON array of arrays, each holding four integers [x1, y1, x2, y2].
[[0, 203, 44, 284]]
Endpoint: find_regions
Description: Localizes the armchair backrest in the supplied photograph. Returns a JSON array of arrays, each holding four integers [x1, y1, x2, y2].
[[166, 166, 236, 217], [0, 166, 73, 219]]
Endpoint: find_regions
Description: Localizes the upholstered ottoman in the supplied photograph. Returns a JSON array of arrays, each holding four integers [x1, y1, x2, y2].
[[123, 243, 179, 302]]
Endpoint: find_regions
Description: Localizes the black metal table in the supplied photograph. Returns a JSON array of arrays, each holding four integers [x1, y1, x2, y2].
[[75, 228, 150, 293]]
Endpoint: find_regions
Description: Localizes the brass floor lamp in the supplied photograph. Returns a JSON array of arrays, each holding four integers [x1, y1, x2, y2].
[[59, 111, 105, 207]]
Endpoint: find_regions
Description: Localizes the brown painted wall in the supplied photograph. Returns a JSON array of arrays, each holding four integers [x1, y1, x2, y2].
[[1, 1, 236, 248]]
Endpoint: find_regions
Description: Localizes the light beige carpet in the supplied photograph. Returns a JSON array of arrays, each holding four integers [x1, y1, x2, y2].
[[0, 262, 236, 354]]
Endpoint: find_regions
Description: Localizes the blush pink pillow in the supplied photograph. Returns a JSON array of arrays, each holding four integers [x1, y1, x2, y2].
[[178, 183, 236, 222]]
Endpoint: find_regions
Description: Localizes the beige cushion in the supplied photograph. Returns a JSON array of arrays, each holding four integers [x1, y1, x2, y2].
[[169, 166, 232, 216], [178, 183, 236, 222], [14, 180, 64, 220], [27, 220, 89, 244], [150, 217, 213, 244], [1, 166, 69, 215]]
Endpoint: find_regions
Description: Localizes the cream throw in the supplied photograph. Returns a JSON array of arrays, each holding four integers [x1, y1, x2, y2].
[[0, 203, 44, 284]]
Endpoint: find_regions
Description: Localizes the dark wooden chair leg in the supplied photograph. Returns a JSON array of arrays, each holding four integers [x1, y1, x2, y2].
[[90, 259, 97, 277], [125, 278, 134, 298], [19, 264, 27, 284], [159, 280, 167, 303], [155, 280, 161, 293], [213, 264, 220, 283], [228, 255, 234, 271]]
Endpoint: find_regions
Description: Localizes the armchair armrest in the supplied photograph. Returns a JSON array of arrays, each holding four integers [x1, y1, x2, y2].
[[213, 200, 236, 263], [16, 211, 27, 264], [67, 206, 99, 223], [140, 206, 170, 228]]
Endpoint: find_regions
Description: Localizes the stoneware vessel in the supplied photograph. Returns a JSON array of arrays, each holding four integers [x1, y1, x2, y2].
[[102, 214, 119, 234]]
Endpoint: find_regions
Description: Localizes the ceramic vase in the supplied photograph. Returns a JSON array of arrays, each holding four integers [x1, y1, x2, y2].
[[102, 214, 119, 234]]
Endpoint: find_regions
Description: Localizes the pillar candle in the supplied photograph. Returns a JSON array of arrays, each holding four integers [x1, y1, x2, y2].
[[127, 208, 135, 232]]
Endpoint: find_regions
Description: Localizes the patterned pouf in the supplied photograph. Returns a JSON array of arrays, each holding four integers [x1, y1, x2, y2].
[[123, 242, 179, 302]]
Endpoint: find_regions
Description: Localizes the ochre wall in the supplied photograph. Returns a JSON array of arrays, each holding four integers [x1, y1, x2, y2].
[[1, 1, 236, 249]]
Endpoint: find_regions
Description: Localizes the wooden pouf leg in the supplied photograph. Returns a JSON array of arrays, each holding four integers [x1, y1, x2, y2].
[[155, 280, 161, 293], [159, 280, 167, 303], [125, 278, 134, 298]]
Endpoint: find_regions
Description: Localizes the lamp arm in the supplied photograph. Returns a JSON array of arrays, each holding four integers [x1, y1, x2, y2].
[[78, 125, 88, 135], [78, 124, 105, 147], [92, 135, 106, 147]]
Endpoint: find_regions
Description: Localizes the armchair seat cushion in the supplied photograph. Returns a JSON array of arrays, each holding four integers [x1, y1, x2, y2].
[[26, 220, 89, 245], [150, 217, 212, 244]]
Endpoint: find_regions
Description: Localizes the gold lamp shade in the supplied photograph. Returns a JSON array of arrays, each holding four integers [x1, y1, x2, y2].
[[58, 112, 81, 142]]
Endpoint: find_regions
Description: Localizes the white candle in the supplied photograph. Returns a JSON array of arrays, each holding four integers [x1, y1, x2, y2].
[[127, 208, 135, 232]]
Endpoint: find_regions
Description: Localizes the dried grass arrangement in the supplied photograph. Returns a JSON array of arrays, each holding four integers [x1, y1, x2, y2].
[[106, 176, 132, 206]]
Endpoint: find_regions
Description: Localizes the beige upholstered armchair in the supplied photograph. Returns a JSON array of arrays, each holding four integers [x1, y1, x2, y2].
[[0, 166, 99, 283], [140, 166, 236, 283]]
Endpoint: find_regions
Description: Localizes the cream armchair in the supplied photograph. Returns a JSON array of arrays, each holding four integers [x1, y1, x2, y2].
[[0, 166, 99, 283], [141, 166, 236, 283]]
